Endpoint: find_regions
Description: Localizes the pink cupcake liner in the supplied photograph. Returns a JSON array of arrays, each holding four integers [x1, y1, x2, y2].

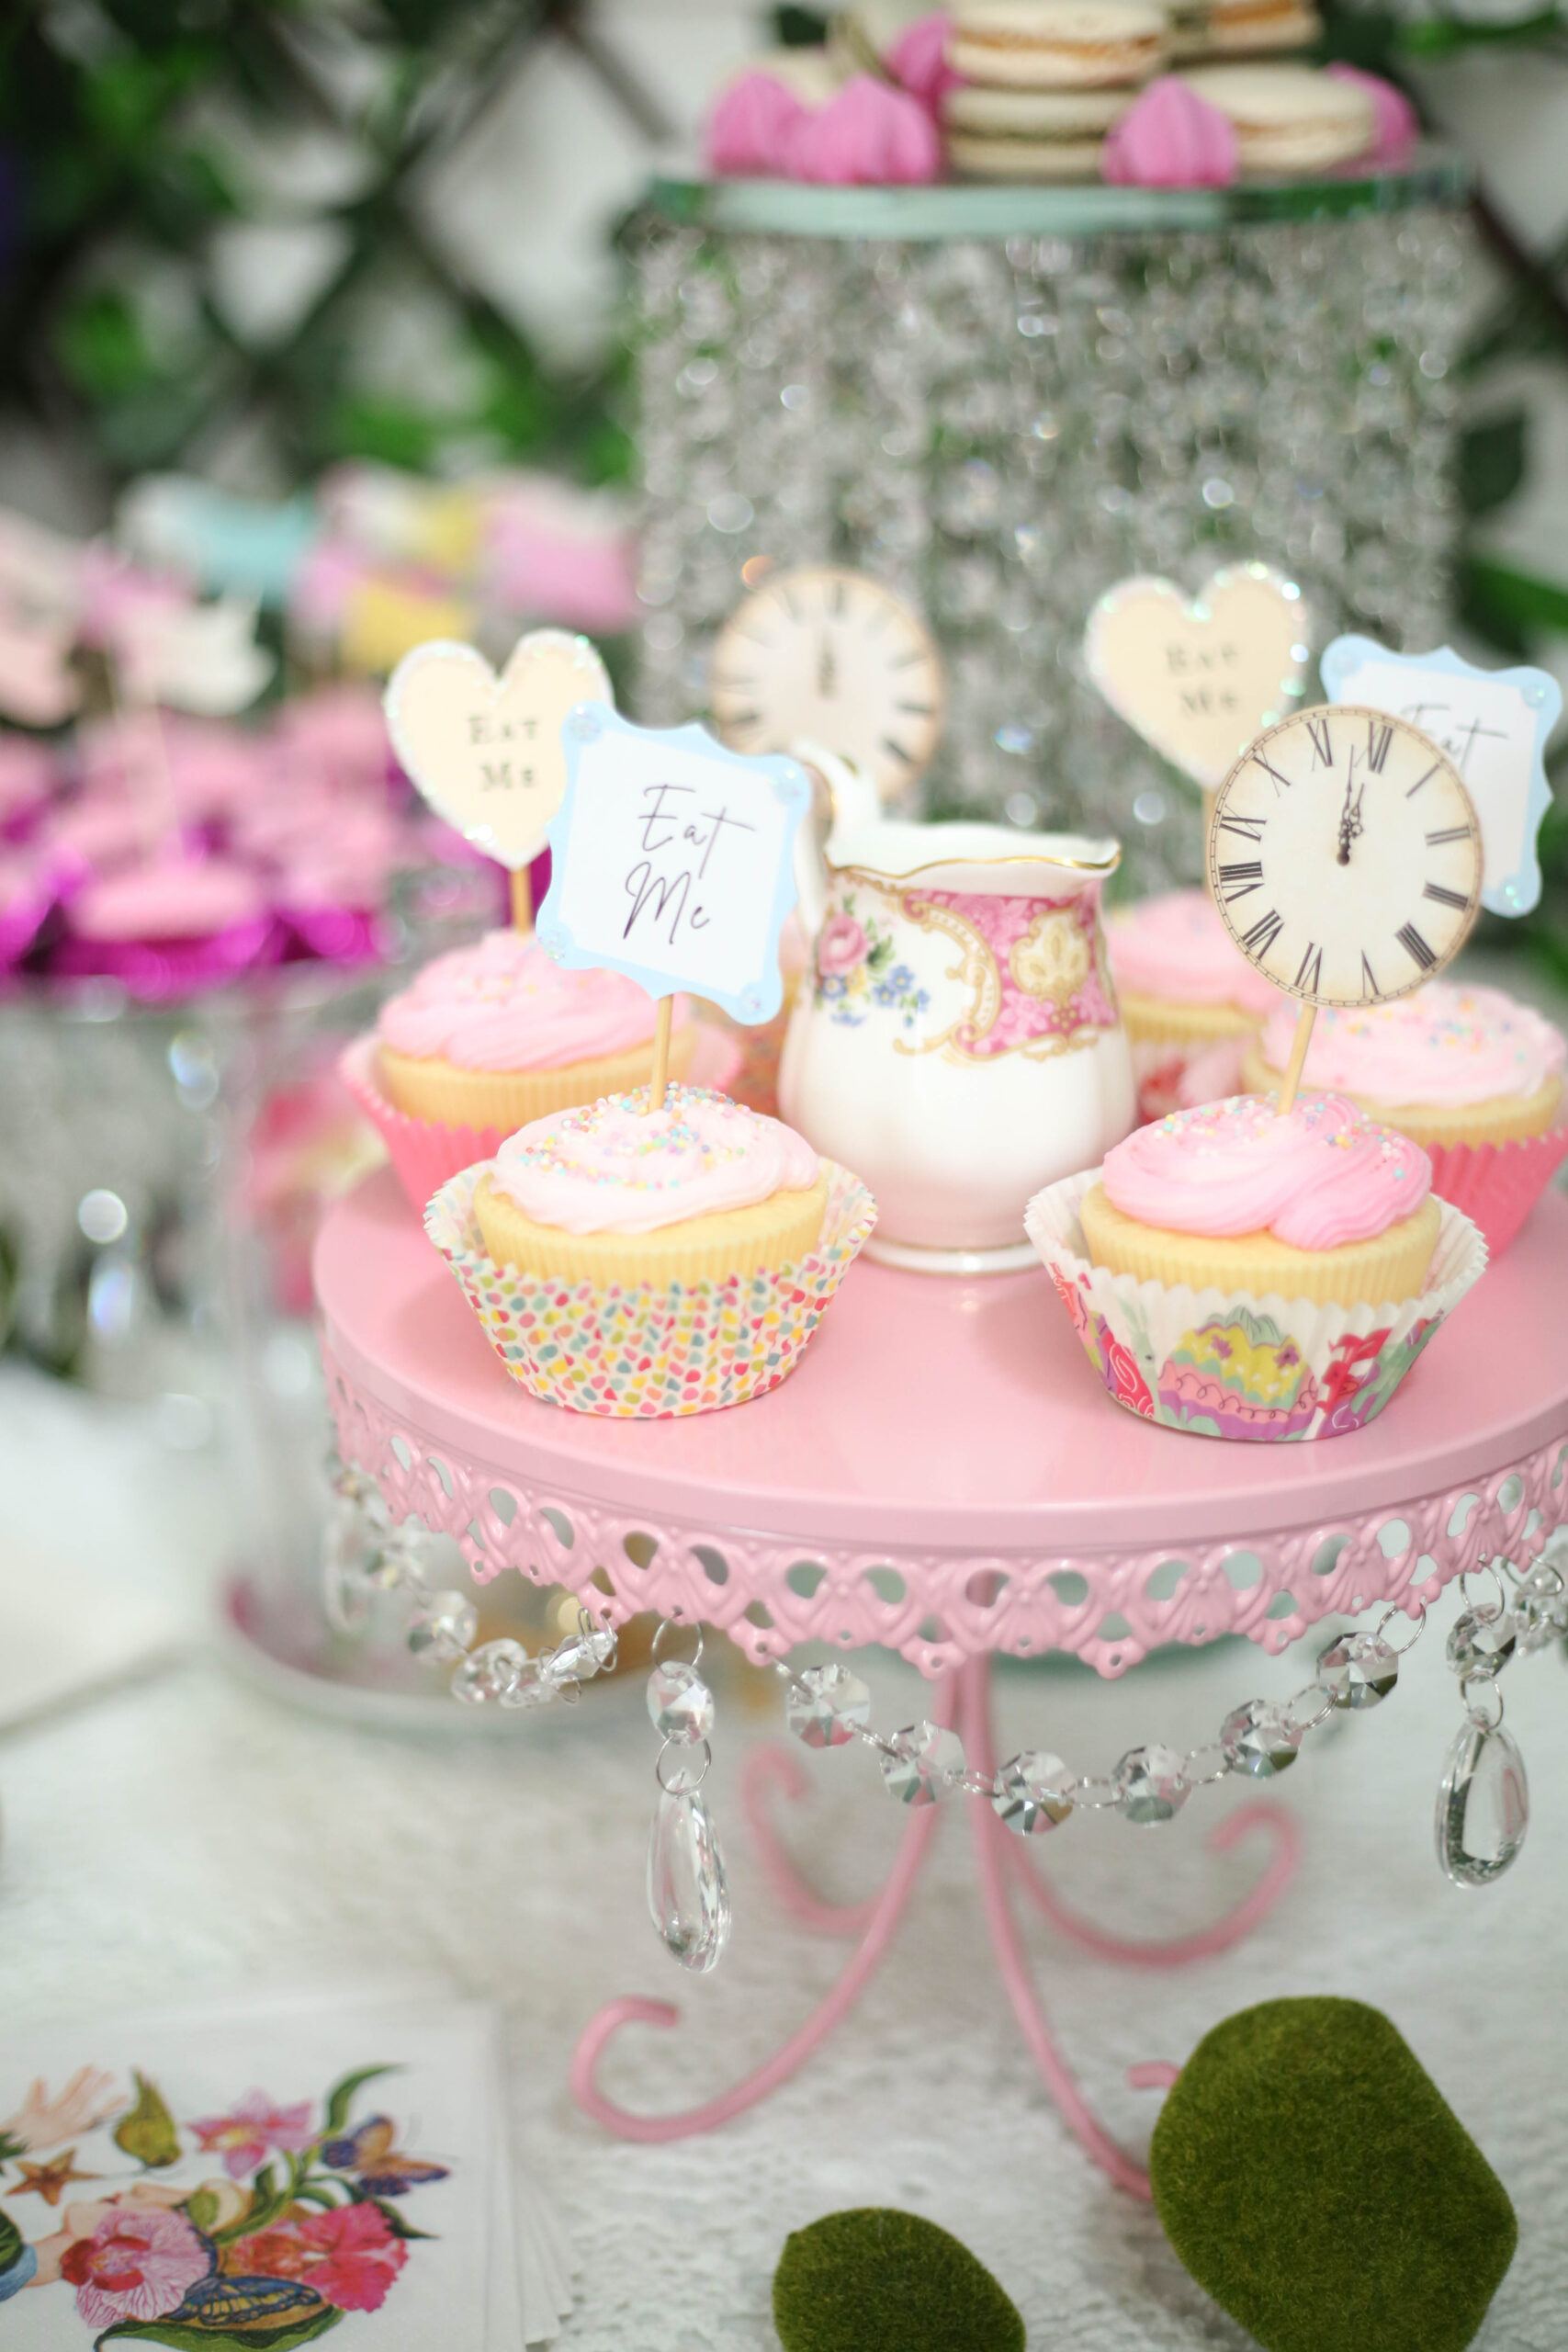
[[1026, 1168, 1486, 1443], [1425, 1121, 1568, 1261], [425, 1159, 876, 1418], [341, 1025, 749, 1216]]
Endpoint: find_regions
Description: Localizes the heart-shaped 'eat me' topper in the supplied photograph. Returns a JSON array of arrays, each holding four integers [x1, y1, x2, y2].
[[383, 627, 612, 871], [1084, 563, 1311, 790]]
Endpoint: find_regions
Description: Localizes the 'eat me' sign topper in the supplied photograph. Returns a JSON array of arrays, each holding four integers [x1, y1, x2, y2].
[[536, 705, 810, 1026], [1321, 635, 1561, 919], [384, 628, 612, 872]]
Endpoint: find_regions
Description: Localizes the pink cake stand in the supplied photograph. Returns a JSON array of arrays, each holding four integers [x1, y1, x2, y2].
[[316, 1170, 1568, 2194]]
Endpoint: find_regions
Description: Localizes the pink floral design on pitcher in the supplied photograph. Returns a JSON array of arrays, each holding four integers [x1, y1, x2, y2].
[[918, 887, 1118, 1058]]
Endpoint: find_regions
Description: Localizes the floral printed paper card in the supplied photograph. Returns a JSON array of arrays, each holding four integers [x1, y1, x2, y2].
[[0, 2004, 496, 2352]]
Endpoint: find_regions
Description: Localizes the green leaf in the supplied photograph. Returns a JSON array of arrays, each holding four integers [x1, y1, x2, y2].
[[1400, 8, 1561, 56], [184, 2190, 221, 2233], [98, 2273, 344, 2351], [114, 2072, 182, 2168], [367, 2196, 435, 2243], [0, 2132, 26, 2165], [1458, 412, 1528, 518], [321, 2065, 397, 2137], [0, 2205, 24, 2275]]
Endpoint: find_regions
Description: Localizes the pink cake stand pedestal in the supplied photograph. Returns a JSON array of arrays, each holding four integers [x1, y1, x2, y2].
[[316, 1170, 1568, 2193]]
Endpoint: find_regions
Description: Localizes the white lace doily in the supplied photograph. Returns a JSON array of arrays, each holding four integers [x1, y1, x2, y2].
[[0, 1368, 1564, 2348]]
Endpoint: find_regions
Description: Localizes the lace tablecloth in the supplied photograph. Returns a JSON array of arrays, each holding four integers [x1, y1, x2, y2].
[[1, 1367, 1565, 2350]]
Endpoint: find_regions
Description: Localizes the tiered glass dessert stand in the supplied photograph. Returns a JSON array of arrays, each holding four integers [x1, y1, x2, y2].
[[316, 1167, 1568, 2196]]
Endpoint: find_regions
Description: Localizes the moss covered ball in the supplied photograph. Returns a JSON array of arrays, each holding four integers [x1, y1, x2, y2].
[[773, 2208, 1025, 2352], [1151, 1996, 1516, 2352]]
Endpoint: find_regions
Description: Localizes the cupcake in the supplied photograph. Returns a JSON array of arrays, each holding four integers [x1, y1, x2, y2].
[[1107, 888, 1280, 1119], [377, 929, 694, 1130], [1027, 1092, 1486, 1441], [474, 1085, 829, 1286], [1242, 980, 1568, 1257], [427, 1085, 875, 1417], [344, 928, 697, 1207]]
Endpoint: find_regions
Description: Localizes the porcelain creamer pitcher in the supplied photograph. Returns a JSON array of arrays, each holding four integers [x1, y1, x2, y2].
[[779, 797, 1135, 1272]]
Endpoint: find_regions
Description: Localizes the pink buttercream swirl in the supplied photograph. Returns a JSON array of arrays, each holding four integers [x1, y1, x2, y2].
[[1102, 1091, 1430, 1248], [1259, 981, 1566, 1109], [491, 1084, 820, 1237], [378, 929, 682, 1071], [1108, 889, 1280, 1017]]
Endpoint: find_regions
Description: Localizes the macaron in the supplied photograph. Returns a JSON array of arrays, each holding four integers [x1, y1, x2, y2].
[[1200, 0, 1323, 56], [949, 0, 1168, 89], [943, 81, 1131, 175], [1176, 63, 1375, 170]]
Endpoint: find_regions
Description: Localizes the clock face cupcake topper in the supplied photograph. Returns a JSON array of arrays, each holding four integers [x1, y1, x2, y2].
[[706, 565, 943, 803], [1208, 703, 1483, 1012]]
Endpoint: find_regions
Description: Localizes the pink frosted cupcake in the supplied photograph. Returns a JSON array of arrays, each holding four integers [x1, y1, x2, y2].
[[52, 854, 285, 999], [342, 929, 697, 1209], [1243, 980, 1568, 1256], [1027, 1092, 1486, 1441], [1107, 888, 1280, 1118]]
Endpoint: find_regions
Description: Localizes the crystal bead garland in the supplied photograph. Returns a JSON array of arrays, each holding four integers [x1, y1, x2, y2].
[[1437, 1571, 1531, 1888], [628, 200, 1472, 887], [646, 1622, 731, 1974]]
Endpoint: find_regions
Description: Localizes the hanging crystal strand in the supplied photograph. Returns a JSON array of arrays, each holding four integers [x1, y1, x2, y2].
[[1437, 1568, 1529, 1889], [646, 1619, 730, 1974]]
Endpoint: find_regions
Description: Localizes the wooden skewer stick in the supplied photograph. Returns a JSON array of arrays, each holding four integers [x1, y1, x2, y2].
[[1276, 1000, 1318, 1117], [510, 865, 533, 933], [644, 997, 673, 1116]]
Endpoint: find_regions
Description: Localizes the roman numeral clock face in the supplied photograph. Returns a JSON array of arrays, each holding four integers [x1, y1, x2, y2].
[[1208, 705, 1483, 1006], [706, 567, 943, 803]]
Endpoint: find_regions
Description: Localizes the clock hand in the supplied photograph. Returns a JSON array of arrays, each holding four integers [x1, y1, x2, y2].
[[1336, 759, 1366, 866]]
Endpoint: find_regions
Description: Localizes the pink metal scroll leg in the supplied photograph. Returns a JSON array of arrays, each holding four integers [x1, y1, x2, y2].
[[961, 1657, 1155, 2199], [1006, 1800, 1303, 1969], [570, 1678, 954, 2143], [741, 1743, 878, 1939]]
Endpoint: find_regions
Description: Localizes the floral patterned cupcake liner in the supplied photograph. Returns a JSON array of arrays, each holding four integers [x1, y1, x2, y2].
[[425, 1159, 876, 1418], [1026, 1168, 1486, 1443]]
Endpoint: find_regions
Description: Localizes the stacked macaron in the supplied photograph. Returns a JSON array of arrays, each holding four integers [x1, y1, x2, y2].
[[942, 0, 1168, 179], [1168, 0, 1321, 63], [1174, 64, 1374, 172]]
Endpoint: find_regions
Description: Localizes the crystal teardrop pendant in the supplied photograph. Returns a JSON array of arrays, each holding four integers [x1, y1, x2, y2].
[[1436, 1721, 1529, 1889], [648, 1786, 731, 1973]]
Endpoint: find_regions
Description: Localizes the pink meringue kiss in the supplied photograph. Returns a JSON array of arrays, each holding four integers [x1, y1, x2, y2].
[[886, 13, 961, 118], [1325, 64, 1417, 166], [784, 74, 942, 185], [1102, 77, 1238, 188], [705, 71, 808, 175]]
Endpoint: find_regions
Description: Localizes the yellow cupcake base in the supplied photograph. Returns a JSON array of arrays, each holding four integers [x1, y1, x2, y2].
[[1078, 1182, 1442, 1307], [378, 1025, 695, 1132], [1240, 1046, 1562, 1149], [1120, 989, 1266, 1052], [473, 1168, 830, 1287]]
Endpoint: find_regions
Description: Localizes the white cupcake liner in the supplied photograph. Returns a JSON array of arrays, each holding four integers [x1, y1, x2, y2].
[[1025, 1167, 1487, 1442], [426, 1159, 875, 1417]]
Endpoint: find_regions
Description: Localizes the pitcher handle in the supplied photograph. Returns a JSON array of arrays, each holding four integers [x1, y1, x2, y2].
[[789, 739, 879, 940]]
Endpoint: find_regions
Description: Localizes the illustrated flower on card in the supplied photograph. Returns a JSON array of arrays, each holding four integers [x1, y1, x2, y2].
[[188, 2091, 314, 2180], [816, 911, 868, 977], [59, 2204, 212, 2327], [2, 2068, 121, 2157], [237, 2200, 407, 2312]]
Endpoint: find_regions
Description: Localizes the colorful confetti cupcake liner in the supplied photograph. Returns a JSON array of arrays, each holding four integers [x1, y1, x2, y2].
[[1425, 1120, 1568, 1261], [426, 1159, 876, 1417], [1026, 1168, 1486, 1443]]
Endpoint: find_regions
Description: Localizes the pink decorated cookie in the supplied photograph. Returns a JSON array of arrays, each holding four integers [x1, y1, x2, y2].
[[785, 74, 943, 183], [705, 70, 811, 175]]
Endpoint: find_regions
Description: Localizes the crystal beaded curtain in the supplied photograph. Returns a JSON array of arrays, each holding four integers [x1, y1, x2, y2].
[[631, 207, 1472, 895]]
